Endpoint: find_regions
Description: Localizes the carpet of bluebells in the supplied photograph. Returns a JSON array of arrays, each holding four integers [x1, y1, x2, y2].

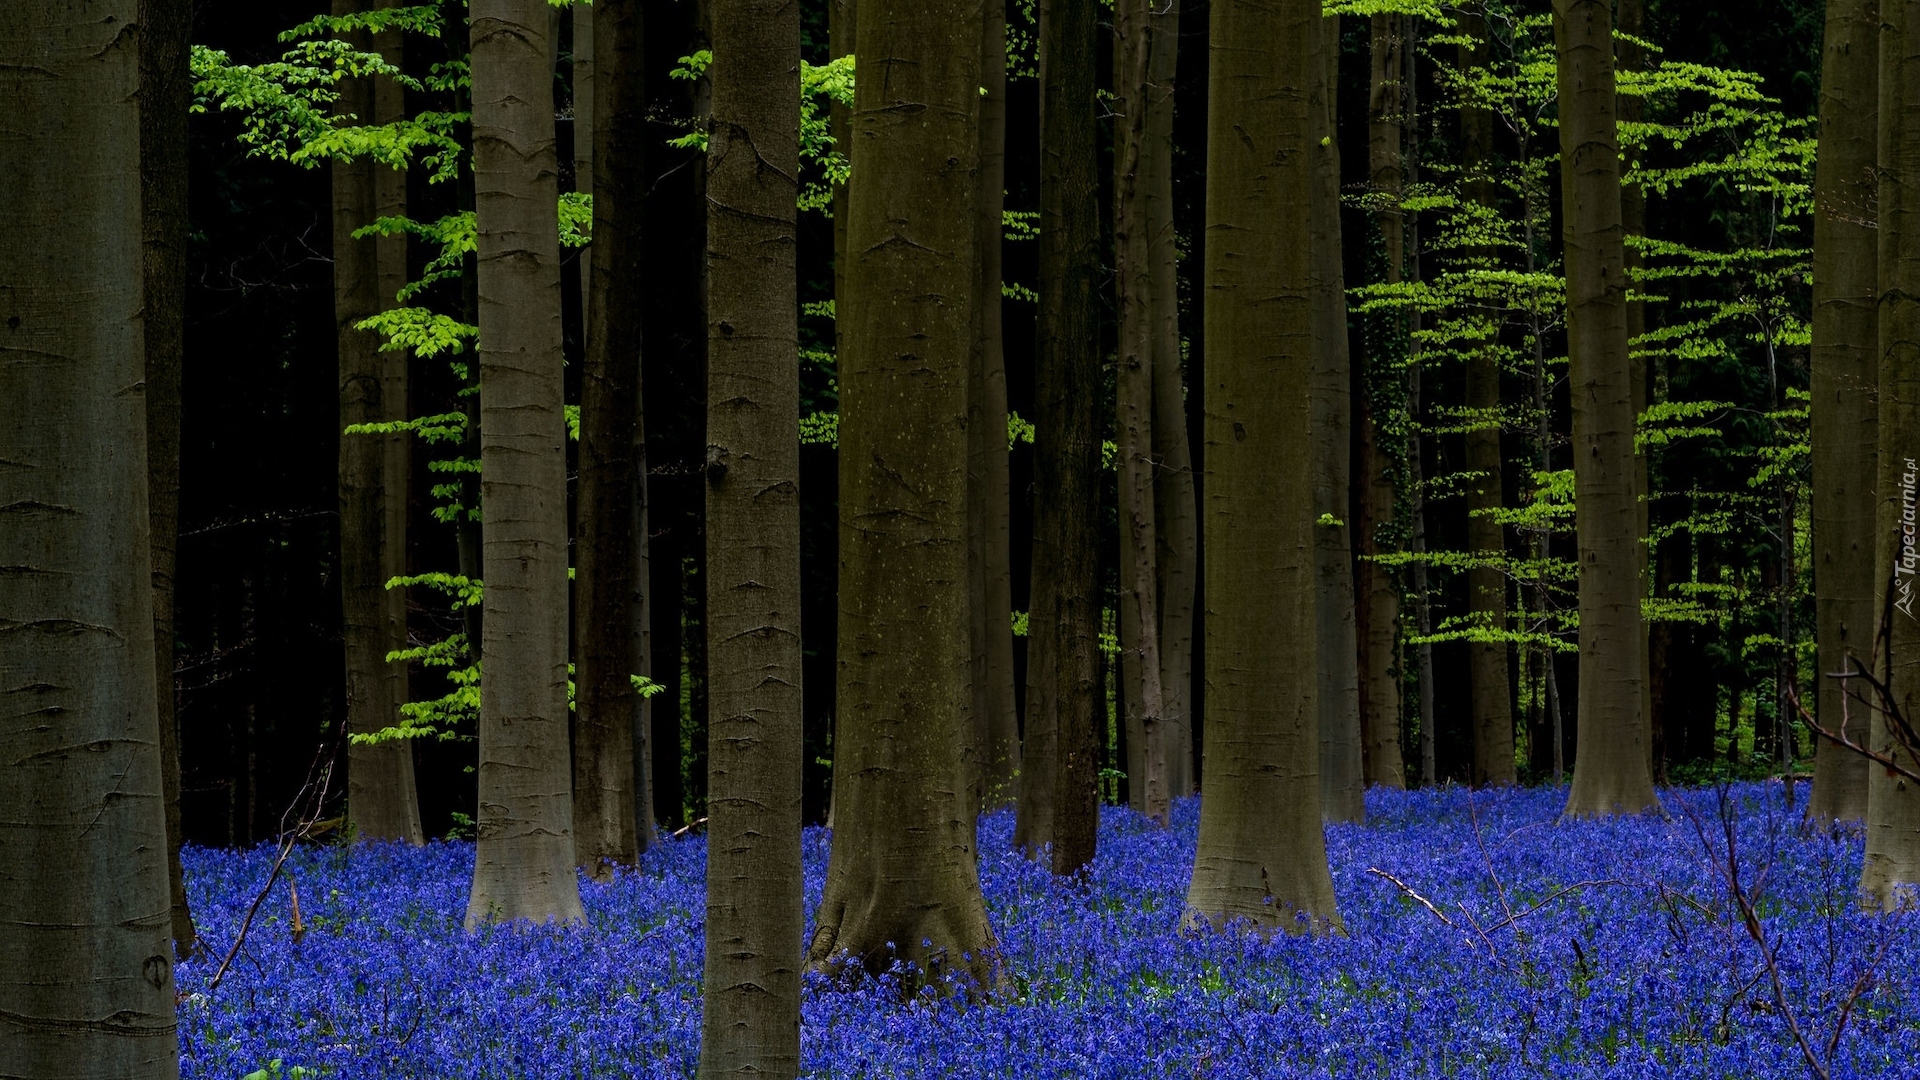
[[176, 783, 1920, 1079]]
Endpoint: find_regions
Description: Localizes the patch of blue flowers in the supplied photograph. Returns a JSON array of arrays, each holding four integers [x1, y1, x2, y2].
[[176, 783, 1918, 1078]]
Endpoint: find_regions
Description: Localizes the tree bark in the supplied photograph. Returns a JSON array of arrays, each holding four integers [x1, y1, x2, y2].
[[1554, 0, 1659, 818], [1148, 0, 1198, 801], [1807, 0, 1876, 826], [1358, 12, 1406, 789], [0, 3, 181, 1073], [1864, 0, 1920, 907], [806, 0, 1000, 987], [699, 2, 803, 1071], [1183, 0, 1341, 935], [1616, 0, 1656, 782], [1016, 0, 1103, 874], [971, 0, 1020, 812], [575, 0, 653, 877], [335, 0, 424, 845], [466, 0, 585, 927], [1311, 13, 1365, 823], [1115, 0, 1170, 824], [140, 0, 198, 958], [1460, 11, 1514, 787]]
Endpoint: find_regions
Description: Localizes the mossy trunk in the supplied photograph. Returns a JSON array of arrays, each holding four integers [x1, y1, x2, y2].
[[806, 0, 1000, 987]]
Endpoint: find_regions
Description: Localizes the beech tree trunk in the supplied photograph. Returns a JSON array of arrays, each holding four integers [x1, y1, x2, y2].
[[335, 0, 423, 845], [140, 0, 198, 958], [1807, 0, 1876, 826], [0, 3, 181, 1073], [1865, 0, 1920, 906], [1554, 0, 1660, 818], [699, 2, 803, 1071], [465, 0, 585, 927], [1115, 0, 1170, 823], [1183, 0, 1341, 935], [806, 0, 1000, 986], [1616, 0, 1656, 781], [1460, 12, 1514, 787], [1016, 0, 1103, 873], [1358, 12, 1407, 789], [1311, 13, 1365, 822], [1148, 0, 1198, 800], [573, 0, 653, 878], [971, 0, 1021, 811]]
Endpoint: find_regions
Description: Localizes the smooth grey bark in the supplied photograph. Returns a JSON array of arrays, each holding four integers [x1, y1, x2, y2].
[[1016, 0, 1103, 874], [806, 0, 1000, 988], [466, 0, 586, 928], [573, 0, 653, 878], [140, 0, 198, 958], [1183, 0, 1341, 935], [699, 1, 803, 1071], [1807, 0, 1877, 826], [1865, 0, 1920, 907], [1115, 0, 1171, 823], [0, 3, 181, 1073], [1554, 0, 1659, 817], [335, 0, 424, 845], [971, 0, 1020, 812], [1141, 0, 1195, 803], [1311, 12, 1365, 823]]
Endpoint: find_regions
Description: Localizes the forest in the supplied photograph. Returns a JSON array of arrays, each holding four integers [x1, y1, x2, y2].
[[5, 0, 1920, 1076]]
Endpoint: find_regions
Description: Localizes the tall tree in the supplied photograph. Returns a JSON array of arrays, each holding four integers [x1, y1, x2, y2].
[[140, 0, 198, 956], [1147, 0, 1198, 800], [573, 0, 653, 877], [1806, 0, 1877, 825], [0, 1, 181, 1073], [335, 0, 424, 844], [1016, 0, 1103, 873], [1116, 0, 1172, 823], [1358, 12, 1407, 789], [971, 0, 1020, 811], [1183, 0, 1341, 934], [1460, 10, 1515, 787], [1865, 0, 1920, 905], [1311, 11, 1365, 823], [464, 0, 585, 927], [806, 0, 1000, 985], [1554, 0, 1659, 817], [699, 0, 803, 1071]]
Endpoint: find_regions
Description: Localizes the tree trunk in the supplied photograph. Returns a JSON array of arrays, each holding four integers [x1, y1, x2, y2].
[[1115, 0, 1170, 824], [466, 0, 586, 927], [1616, 0, 1656, 783], [1460, 12, 1514, 787], [1311, 13, 1365, 822], [574, 2, 593, 330], [972, 0, 1021, 812], [574, 0, 653, 877], [1183, 0, 1341, 935], [0, 3, 181, 1073], [335, 0, 423, 845], [140, 0, 198, 958], [1864, 0, 1920, 906], [1016, 0, 1103, 874], [1358, 12, 1407, 790], [699, 2, 803, 1070], [1148, 0, 1197, 801], [1807, 0, 1877, 826], [1554, 0, 1659, 818], [806, 0, 1000, 986]]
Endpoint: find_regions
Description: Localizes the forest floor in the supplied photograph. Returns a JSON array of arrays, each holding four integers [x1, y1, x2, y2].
[[176, 782, 1917, 1079]]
